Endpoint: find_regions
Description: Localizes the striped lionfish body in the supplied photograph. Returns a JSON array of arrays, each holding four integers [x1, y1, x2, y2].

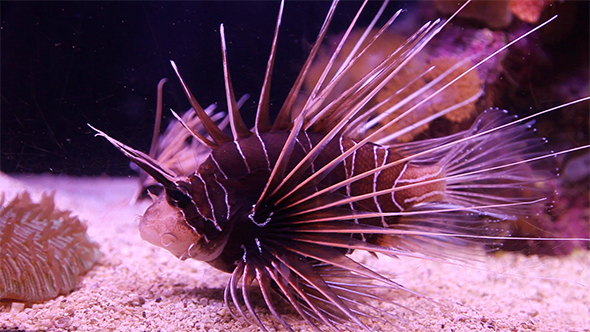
[[91, 1, 589, 331], [171, 131, 444, 272]]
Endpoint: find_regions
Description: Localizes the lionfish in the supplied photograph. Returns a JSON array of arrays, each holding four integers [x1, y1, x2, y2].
[[90, 0, 589, 331]]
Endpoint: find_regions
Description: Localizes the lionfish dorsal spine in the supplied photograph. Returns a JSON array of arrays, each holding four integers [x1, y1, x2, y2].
[[228, 0, 356, 211], [271, 21, 452, 204], [269, 108, 553, 221], [303, 6, 404, 132], [148, 78, 169, 158], [271, 0, 340, 132], [374, 84, 484, 145], [358, 56, 476, 139], [252, 0, 341, 210], [273, 12, 562, 209], [369, 14, 559, 146], [309, 12, 458, 139], [269, 10, 445, 205], [168, 108, 215, 150], [303, 1, 370, 116], [219, 24, 253, 140], [259, 0, 398, 207], [170, 60, 232, 147], [254, 0, 285, 135]]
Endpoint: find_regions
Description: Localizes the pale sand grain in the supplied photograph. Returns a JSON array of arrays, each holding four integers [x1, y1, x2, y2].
[[1, 173, 588, 331]]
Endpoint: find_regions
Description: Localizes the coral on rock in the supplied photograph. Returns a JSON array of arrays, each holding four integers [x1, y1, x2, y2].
[[302, 26, 506, 143], [0, 192, 100, 302]]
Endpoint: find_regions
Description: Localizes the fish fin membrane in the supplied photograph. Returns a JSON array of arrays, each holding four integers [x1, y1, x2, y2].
[[398, 108, 554, 219], [378, 203, 510, 261]]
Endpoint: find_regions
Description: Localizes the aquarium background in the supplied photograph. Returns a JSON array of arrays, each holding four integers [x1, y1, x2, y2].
[[1, 1, 410, 176], [1, 2, 589, 330], [1, 1, 588, 176]]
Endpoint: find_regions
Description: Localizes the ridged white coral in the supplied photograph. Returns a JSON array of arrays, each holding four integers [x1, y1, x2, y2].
[[0, 191, 100, 302]]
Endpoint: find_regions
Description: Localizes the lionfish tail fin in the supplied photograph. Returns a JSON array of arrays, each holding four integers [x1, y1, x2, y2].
[[381, 108, 556, 253], [438, 108, 554, 218]]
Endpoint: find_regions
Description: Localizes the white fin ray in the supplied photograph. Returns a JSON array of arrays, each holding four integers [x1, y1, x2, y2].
[[269, 14, 561, 212], [219, 24, 252, 139], [277, 97, 590, 214], [255, 0, 285, 134]]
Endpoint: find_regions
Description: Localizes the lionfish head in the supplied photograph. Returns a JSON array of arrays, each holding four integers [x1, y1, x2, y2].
[[139, 194, 199, 259], [87, 123, 212, 260]]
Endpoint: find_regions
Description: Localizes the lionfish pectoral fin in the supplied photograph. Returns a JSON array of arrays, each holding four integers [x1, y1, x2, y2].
[[88, 124, 177, 188], [249, 262, 296, 332], [368, 108, 557, 257], [268, 246, 371, 331]]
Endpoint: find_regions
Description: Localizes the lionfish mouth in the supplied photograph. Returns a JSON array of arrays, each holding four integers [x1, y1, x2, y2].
[[91, 0, 590, 331]]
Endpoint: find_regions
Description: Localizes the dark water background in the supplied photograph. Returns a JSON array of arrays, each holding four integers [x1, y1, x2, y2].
[[1, 1, 587, 176], [2, 1, 411, 176]]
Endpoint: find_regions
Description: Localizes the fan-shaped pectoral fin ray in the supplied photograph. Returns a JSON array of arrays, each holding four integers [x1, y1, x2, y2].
[[270, 239, 405, 293], [255, 0, 285, 134], [264, 243, 371, 331], [303, 5, 403, 131], [270, 21, 447, 207], [301, 0, 369, 116], [269, 3, 491, 209], [309, 17, 440, 133], [331, 0, 392, 81], [268, 28, 439, 203], [264, 17, 441, 206], [252, 262, 295, 332], [262, 0, 391, 201], [268, 259, 342, 331], [225, 261, 253, 324], [288, 215, 493, 262], [278, 93, 588, 222], [220, 24, 253, 140], [254, 112, 306, 216], [170, 60, 232, 145], [256, 4, 379, 211], [358, 13, 559, 147], [256, 1, 364, 208], [283, 232, 400, 259], [265, 261, 324, 332], [241, 263, 267, 331]]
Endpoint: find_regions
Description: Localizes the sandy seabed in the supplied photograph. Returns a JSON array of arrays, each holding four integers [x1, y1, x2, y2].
[[0, 173, 588, 332]]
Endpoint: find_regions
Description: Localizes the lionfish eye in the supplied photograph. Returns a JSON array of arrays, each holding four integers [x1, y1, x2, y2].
[[165, 187, 192, 208]]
